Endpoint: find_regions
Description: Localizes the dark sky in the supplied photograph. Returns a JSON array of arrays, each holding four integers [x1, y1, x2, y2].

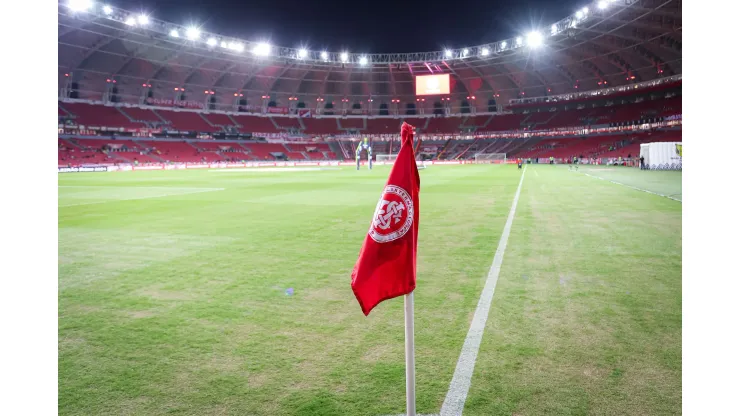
[[116, 0, 583, 52]]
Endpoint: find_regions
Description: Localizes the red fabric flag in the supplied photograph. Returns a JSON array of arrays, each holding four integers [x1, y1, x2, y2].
[[351, 122, 420, 316]]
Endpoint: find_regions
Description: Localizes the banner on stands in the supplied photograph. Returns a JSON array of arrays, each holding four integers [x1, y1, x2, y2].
[[58, 166, 109, 173], [267, 107, 290, 114], [145, 97, 205, 109]]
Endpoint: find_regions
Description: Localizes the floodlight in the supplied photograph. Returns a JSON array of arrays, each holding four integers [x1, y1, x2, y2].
[[169, 29, 179, 38], [582, 7, 589, 14], [207, 37, 218, 46], [68, 0, 93, 12], [481, 47, 490, 56], [462, 48, 469, 57], [125, 17, 136, 26], [253, 42, 271, 56], [231, 43, 244, 52], [186, 27, 200, 40], [576, 10, 584, 19], [340, 52, 349, 62], [500, 41, 507, 49], [551, 24, 558, 34], [359, 56, 368, 65], [102, 5, 113, 15], [598, 1, 608, 9], [298, 48, 308, 58], [320, 51, 329, 60], [444, 49, 452, 57], [221, 41, 228, 48], [527, 31, 543, 48], [516, 36, 523, 46], [137, 14, 149, 25]]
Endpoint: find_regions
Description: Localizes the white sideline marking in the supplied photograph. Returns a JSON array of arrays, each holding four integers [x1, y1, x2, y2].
[[576, 171, 681, 202], [382, 414, 439, 416], [208, 167, 340, 173], [439, 166, 527, 416], [59, 186, 224, 190], [58, 188, 224, 207]]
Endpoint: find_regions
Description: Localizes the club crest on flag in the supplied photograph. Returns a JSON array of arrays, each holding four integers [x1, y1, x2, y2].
[[369, 185, 414, 243]]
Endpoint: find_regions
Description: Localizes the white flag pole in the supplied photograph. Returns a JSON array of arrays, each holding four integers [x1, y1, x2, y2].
[[404, 292, 416, 416]]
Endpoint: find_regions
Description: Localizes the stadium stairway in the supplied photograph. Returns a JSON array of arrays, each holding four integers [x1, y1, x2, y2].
[[119, 107, 167, 124], [454, 137, 483, 159], [198, 113, 219, 131], [58, 103, 72, 117], [436, 139, 453, 159]]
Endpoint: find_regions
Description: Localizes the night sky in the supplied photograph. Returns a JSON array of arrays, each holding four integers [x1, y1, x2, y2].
[[114, 0, 585, 53]]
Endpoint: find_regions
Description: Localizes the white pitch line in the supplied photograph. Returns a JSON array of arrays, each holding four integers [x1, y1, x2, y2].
[[439, 165, 527, 416], [58, 188, 224, 208], [577, 171, 681, 202], [58, 186, 224, 191]]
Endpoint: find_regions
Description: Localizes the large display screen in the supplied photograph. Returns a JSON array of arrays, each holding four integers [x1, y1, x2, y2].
[[415, 74, 450, 95]]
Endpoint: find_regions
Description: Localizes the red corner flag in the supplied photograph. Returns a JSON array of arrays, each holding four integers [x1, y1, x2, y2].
[[351, 122, 420, 315]]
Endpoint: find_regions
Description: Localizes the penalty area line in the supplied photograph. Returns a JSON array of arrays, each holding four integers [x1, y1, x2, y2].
[[58, 188, 224, 208], [575, 171, 681, 202], [439, 165, 527, 416]]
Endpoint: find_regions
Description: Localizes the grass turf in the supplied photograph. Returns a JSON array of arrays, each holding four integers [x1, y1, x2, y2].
[[58, 164, 681, 415]]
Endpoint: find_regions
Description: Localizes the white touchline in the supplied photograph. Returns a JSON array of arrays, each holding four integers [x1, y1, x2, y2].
[[577, 171, 681, 202], [58, 186, 224, 191], [58, 188, 224, 208], [439, 165, 527, 416]]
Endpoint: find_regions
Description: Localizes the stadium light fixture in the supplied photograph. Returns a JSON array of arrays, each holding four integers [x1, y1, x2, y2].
[[462, 48, 469, 57], [137, 14, 149, 25], [68, 0, 93, 12], [220, 41, 228, 48], [516, 36, 523, 47], [169, 29, 179, 38], [481, 47, 490, 56], [320, 51, 329, 61], [186, 26, 200, 40], [207, 37, 218, 46], [253, 42, 271, 56], [527, 31, 543, 48], [582, 7, 589, 15], [232, 43, 245, 52], [125, 16, 136, 26], [597, 1, 608, 10], [500, 41, 507, 49], [444, 49, 452, 57], [576, 10, 584, 19], [102, 5, 113, 15], [298, 48, 308, 59], [340, 52, 349, 62], [551, 24, 558, 34], [359, 56, 368, 65]]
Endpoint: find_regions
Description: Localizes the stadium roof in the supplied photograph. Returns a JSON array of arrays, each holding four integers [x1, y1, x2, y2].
[[58, 0, 681, 106]]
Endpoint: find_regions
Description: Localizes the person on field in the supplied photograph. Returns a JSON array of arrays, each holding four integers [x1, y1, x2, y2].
[[517, 158, 522, 169], [550, 156, 554, 165]]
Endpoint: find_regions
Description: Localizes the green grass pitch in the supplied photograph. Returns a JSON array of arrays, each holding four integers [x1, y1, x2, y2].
[[58, 164, 682, 415]]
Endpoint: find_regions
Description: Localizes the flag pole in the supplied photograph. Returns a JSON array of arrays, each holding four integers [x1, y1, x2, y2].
[[404, 292, 416, 416]]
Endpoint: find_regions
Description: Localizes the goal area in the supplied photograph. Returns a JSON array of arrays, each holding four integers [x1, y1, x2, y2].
[[376, 154, 427, 169], [474, 153, 507, 164]]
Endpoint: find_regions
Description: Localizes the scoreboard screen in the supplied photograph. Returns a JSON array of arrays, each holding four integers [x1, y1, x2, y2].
[[415, 74, 450, 95]]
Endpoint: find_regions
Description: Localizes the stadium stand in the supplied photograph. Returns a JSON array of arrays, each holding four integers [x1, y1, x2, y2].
[[61, 102, 145, 129], [155, 110, 219, 132], [365, 118, 401, 134], [231, 114, 280, 134], [118, 107, 163, 123], [303, 118, 340, 135], [202, 112, 239, 128]]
